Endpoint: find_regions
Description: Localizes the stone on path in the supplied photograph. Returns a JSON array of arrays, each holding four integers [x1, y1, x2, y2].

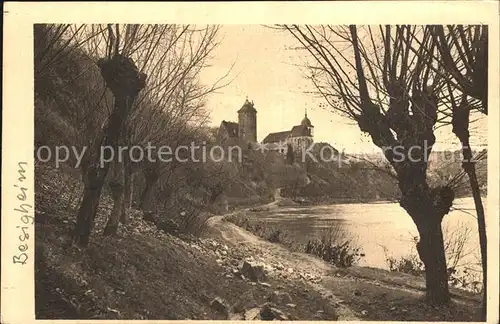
[[244, 307, 261, 320], [268, 290, 293, 304], [210, 297, 230, 316], [259, 303, 289, 320], [240, 261, 266, 282]]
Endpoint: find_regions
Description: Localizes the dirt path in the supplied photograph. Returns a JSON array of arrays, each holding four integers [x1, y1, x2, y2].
[[205, 215, 481, 321], [207, 215, 359, 320]]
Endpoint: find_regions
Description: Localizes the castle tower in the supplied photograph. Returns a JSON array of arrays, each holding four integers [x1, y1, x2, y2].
[[237, 97, 257, 143]]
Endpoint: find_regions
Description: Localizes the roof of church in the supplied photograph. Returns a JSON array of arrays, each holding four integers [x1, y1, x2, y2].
[[237, 99, 257, 114], [262, 130, 291, 144], [220, 120, 239, 137], [291, 124, 311, 137], [301, 114, 313, 128]]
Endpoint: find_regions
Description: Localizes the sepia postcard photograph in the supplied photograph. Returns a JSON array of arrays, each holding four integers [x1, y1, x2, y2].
[[2, 1, 499, 324]]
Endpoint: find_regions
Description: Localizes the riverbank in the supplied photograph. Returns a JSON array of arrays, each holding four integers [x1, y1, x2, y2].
[[290, 197, 395, 206], [36, 200, 482, 321], [227, 195, 485, 294], [208, 214, 482, 320], [34, 169, 481, 320], [286, 193, 486, 207]]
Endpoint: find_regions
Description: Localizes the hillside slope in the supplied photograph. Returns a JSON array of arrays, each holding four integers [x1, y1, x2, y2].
[[35, 164, 481, 321], [35, 164, 338, 320]]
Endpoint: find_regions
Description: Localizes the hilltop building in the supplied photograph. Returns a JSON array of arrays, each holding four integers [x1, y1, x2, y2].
[[217, 98, 314, 154], [262, 111, 314, 154], [217, 98, 257, 146]]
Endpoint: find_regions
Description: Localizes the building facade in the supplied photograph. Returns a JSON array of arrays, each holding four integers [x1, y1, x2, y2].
[[262, 111, 314, 154], [217, 98, 314, 154]]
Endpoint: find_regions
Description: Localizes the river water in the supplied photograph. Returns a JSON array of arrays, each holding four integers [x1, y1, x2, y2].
[[245, 197, 483, 279]]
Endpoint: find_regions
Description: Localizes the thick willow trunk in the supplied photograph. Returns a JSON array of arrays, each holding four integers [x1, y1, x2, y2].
[[402, 187, 451, 304], [74, 171, 107, 247], [121, 158, 134, 224], [139, 170, 158, 212], [73, 55, 146, 247], [103, 161, 125, 236], [74, 97, 127, 246], [416, 217, 450, 304]]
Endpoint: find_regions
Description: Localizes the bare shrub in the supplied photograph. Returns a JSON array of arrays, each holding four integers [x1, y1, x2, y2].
[[302, 224, 364, 268], [382, 246, 425, 277], [382, 222, 482, 292], [157, 195, 211, 237], [443, 222, 482, 293], [224, 213, 293, 245], [226, 215, 364, 267]]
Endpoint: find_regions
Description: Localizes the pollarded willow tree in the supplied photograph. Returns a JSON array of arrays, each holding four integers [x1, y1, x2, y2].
[[64, 24, 226, 245], [124, 25, 230, 214], [417, 24, 488, 318], [36, 24, 228, 243], [71, 24, 149, 245], [283, 24, 456, 304]]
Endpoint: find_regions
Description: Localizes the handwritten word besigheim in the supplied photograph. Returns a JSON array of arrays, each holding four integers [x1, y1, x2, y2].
[[12, 161, 33, 265]]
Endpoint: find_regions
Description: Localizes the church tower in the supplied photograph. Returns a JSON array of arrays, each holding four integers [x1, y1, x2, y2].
[[237, 97, 257, 143], [301, 108, 314, 137]]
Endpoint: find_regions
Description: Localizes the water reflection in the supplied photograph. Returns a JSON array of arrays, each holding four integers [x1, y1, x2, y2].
[[246, 197, 482, 271]]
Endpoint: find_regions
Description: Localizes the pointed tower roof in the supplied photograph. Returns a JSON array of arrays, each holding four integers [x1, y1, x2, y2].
[[237, 97, 257, 114], [300, 108, 313, 127]]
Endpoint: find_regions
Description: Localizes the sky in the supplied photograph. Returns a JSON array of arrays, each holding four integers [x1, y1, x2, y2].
[[199, 25, 487, 154]]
